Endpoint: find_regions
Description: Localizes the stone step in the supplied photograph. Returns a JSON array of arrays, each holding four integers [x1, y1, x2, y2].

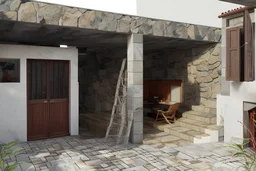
[[191, 105, 216, 114], [176, 118, 216, 132], [175, 118, 224, 139], [143, 131, 192, 147], [164, 125, 210, 143], [182, 111, 216, 124]]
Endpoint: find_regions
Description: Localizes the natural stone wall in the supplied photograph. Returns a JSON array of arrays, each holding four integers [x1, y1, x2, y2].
[[0, 1, 221, 42], [144, 43, 221, 108], [78, 48, 125, 113], [79, 44, 221, 113]]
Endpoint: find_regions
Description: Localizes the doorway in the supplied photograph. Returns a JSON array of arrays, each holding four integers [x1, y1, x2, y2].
[[27, 60, 69, 141]]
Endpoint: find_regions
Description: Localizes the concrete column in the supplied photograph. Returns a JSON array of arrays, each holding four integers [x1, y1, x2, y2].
[[220, 18, 231, 96], [127, 34, 143, 144]]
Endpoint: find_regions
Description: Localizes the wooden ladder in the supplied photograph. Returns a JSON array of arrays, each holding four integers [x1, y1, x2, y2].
[[105, 58, 133, 145]]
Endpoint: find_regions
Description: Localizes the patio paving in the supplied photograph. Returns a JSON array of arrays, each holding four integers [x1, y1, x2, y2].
[[4, 136, 246, 171]]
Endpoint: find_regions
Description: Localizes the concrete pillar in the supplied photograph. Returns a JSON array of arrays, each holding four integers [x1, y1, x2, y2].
[[220, 18, 230, 96], [127, 34, 143, 144]]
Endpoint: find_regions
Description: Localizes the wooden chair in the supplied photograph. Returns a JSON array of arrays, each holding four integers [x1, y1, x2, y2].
[[155, 103, 180, 124]]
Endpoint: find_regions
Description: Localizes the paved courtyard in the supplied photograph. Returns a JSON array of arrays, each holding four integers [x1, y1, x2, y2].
[[5, 136, 246, 171]]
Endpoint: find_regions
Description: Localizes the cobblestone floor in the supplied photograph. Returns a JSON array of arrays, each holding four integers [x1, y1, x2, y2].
[[4, 136, 247, 171]]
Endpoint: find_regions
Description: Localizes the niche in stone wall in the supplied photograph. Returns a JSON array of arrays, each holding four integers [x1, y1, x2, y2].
[[143, 80, 182, 104]]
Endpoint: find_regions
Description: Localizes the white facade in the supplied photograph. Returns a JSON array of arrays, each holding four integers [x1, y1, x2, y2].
[[34, 0, 137, 16], [217, 10, 256, 142], [137, 0, 241, 27], [0, 44, 79, 144], [34, 0, 241, 27]]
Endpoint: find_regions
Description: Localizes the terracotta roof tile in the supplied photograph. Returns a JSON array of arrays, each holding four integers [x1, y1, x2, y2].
[[218, 6, 255, 18]]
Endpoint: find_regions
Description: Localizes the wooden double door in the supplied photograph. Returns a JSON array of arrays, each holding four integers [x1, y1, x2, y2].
[[27, 60, 69, 141]]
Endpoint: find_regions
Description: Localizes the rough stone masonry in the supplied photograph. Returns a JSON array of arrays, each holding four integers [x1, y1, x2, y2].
[[79, 43, 221, 114], [144, 44, 221, 108], [0, 0, 221, 42]]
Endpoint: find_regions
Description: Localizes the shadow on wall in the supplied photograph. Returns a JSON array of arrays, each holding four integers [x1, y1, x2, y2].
[[143, 43, 221, 109], [231, 81, 243, 92], [77, 44, 221, 135], [78, 44, 222, 112], [78, 48, 126, 114]]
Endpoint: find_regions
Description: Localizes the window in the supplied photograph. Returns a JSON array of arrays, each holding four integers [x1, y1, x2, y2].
[[0, 59, 20, 82], [226, 10, 255, 82]]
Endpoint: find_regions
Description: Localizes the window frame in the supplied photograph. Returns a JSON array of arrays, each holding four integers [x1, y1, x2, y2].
[[0, 58, 20, 83]]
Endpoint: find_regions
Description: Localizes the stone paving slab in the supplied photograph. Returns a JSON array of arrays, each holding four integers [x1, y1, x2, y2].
[[4, 136, 248, 171]]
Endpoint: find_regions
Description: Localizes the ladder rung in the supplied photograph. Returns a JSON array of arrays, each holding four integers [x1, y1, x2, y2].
[[105, 59, 133, 145]]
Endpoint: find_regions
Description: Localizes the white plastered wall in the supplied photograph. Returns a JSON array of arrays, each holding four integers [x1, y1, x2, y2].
[[33, 0, 137, 16], [0, 44, 79, 144], [217, 10, 256, 142]]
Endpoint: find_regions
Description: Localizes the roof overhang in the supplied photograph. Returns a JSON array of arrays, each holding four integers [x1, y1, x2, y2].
[[0, 1, 220, 43], [218, 6, 255, 18], [0, 20, 215, 53], [220, 0, 256, 6]]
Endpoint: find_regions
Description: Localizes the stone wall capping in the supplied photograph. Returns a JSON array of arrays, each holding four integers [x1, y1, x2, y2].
[[0, 0, 220, 42]]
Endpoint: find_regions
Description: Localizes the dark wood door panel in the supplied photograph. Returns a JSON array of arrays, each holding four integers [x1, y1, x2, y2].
[[49, 61, 69, 137], [27, 60, 47, 100], [27, 60, 49, 141], [49, 100, 69, 137], [27, 60, 70, 141], [27, 103, 49, 141]]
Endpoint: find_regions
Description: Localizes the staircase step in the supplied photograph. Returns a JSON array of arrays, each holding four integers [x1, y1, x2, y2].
[[192, 105, 216, 114], [143, 133, 181, 144], [182, 111, 216, 124], [164, 125, 210, 143], [206, 125, 224, 136], [176, 118, 216, 132], [153, 122, 175, 131], [143, 131, 192, 147]]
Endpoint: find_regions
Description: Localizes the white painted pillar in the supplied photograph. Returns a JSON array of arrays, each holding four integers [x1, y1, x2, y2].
[[127, 34, 143, 144], [220, 18, 230, 96]]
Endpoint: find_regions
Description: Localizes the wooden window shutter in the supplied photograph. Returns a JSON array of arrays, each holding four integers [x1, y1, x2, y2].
[[244, 10, 255, 81], [226, 26, 242, 81]]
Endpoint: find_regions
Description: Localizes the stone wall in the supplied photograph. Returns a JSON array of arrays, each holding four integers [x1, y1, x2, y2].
[[79, 44, 221, 114], [0, 1, 220, 42], [79, 48, 125, 113], [144, 43, 221, 108]]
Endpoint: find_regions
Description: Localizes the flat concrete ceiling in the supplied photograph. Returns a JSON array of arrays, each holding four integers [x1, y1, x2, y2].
[[0, 20, 214, 52]]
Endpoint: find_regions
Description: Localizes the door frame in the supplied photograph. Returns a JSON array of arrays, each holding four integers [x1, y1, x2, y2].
[[26, 59, 70, 141]]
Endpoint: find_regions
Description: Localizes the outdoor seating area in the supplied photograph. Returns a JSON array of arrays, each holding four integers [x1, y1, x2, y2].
[[154, 103, 180, 124]]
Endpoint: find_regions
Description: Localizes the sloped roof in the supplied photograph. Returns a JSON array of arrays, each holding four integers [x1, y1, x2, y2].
[[218, 6, 255, 18]]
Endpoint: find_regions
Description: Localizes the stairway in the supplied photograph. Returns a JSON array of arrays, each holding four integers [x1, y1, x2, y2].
[[144, 105, 224, 145]]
